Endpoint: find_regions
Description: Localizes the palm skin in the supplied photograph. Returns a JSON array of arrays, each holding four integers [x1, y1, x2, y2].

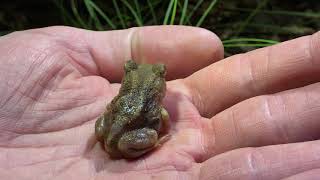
[[1, 26, 320, 180]]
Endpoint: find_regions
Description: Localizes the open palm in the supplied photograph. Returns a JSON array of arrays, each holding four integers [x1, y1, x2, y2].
[[1, 26, 320, 180]]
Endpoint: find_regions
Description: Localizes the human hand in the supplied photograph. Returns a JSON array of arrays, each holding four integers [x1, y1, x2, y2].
[[0, 26, 319, 180]]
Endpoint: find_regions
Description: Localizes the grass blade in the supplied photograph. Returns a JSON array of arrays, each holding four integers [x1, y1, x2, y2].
[[0, 31, 11, 36], [53, 0, 79, 27], [223, 38, 279, 44], [224, 43, 275, 48], [113, 0, 126, 29], [234, 0, 269, 36], [196, 0, 218, 27], [163, 0, 174, 25], [147, 0, 158, 24], [179, 0, 188, 25], [70, 0, 89, 29], [134, 0, 142, 21], [121, 0, 143, 26], [84, 0, 103, 30], [170, 0, 178, 25], [186, 0, 204, 23], [225, 7, 320, 18], [87, 0, 116, 29]]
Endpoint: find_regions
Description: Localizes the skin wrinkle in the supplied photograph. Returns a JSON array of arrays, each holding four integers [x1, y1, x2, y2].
[[99, 163, 179, 175], [31, 27, 99, 76], [148, 164, 193, 179], [172, 149, 194, 170], [37, 107, 95, 133], [86, 31, 115, 80], [86, 44, 102, 77], [198, 120, 209, 162], [246, 148, 262, 180], [121, 147, 195, 173], [1, 147, 57, 169], [249, 96, 290, 145], [32, 95, 99, 112], [18, 59, 64, 108], [1, 45, 68, 120], [0, 48, 41, 109], [263, 95, 290, 144], [182, 79, 205, 117], [240, 53, 258, 97], [273, 95, 290, 143], [140, 157, 150, 178], [205, 116, 217, 159], [0, 144, 94, 169], [246, 46, 270, 95], [33, 76, 102, 108], [265, 44, 272, 92], [9, 156, 82, 170], [64, 45, 96, 76], [308, 32, 318, 67], [301, 85, 312, 118], [10, 66, 53, 135], [35, 99, 103, 131], [169, 79, 196, 114], [204, 68, 218, 116], [129, 27, 139, 63], [202, 148, 264, 180], [8, 65, 101, 134], [230, 108, 241, 148], [296, 86, 320, 141], [1, 142, 78, 149], [32, 77, 107, 111], [35, 102, 96, 131], [11, 107, 92, 135], [281, 168, 320, 180], [148, 167, 177, 175], [2, 123, 95, 148], [263, 95, 272, 120], [0, 130, 21, 143], [23, 73, 75, 107], [81, 31, 100, 77], [276, 94, 292, 144]]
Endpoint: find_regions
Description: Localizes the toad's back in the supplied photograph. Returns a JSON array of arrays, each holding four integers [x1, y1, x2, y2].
[[95, 60, 168, 159]]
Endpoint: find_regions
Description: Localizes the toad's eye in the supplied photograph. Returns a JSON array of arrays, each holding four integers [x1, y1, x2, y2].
[[153, 64, 166, 77], [124, 60, 138, 73]]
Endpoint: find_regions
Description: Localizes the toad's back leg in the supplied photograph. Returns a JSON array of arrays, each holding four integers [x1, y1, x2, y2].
[[118, 128, 159, 158], [160, 107, 170, 134], [95, 115, 106, 143]]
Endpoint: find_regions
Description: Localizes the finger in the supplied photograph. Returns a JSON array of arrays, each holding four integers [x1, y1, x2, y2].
[[282, 169, 320, 180], [183, 31, 320, 117], [35, 25, 223, 82], [199, 82, 320, 160], [199, 140, 320, 180]]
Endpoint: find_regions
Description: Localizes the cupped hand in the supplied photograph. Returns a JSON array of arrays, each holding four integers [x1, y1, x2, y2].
[[0, 26, 319, 180]]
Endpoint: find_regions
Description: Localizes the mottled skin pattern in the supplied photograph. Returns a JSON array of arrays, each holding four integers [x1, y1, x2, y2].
[[95, 60, 170, 159]]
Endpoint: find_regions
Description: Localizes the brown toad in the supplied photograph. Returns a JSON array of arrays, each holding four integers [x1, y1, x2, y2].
[[95, 60, 170, 159]]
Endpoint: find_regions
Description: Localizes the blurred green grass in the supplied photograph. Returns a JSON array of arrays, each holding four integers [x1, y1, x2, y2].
[[0, 0, 319, 55]]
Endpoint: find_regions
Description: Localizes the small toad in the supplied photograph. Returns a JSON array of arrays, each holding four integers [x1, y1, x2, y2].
[[95, 60, 170, 159]]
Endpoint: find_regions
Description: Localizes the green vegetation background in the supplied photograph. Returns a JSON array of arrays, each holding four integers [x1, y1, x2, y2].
[[0, 0, 319, 55]]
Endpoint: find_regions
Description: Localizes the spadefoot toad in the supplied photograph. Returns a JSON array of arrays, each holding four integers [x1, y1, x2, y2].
[[95, 60, 170, 159]]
